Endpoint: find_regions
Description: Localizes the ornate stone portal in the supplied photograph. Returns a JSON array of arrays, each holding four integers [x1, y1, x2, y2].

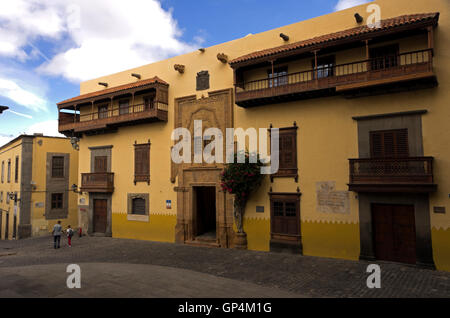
[[173, 89, 235, 247]]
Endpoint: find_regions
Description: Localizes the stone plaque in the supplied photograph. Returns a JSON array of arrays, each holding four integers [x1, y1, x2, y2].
[[196, 70, 210, 91], [316, 181, 350, 214]]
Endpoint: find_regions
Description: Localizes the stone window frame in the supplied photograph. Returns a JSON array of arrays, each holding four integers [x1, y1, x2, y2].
[[127, 193, 149, 222]]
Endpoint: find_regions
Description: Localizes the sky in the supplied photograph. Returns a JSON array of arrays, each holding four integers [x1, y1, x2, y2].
[[0, 0, 371, 146]]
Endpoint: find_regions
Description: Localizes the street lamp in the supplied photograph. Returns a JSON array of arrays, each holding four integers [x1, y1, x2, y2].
[[0, 105, 9, 114]]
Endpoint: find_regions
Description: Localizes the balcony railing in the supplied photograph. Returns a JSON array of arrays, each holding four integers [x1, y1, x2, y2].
[[235, 49, 435, 106], [348, 157, 436, 193], [80, 173, 115, 193], [59, 102, 168, 134]]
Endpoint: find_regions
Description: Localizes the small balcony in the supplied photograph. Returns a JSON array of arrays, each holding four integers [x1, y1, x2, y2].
[[348, 157, 437, 193], [59, 103, 168, 136], [80, 173, 115, 193], [235, 49, 436, 107]]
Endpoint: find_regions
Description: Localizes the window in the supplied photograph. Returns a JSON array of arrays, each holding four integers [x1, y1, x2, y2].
[[119, 99, 129, 115], [7, 159, 11, 183], [6, 192, 10, 204], [134, 143, 150, 184], [313, 55, 335, 79], [270, 193, 301, 237], [273, 126, 298, 179], [52, 156, 64, 178], [370, 129, 409, 158], [98, 104, 109, 119], [268, 67, 288, 87], [370, 44, 399, 70], [1, 161, 4, 183], [0, 191, 3, 202], [51, 193, 63, 210], [132, 198, 146, 215], [94, 156, 107, 173], [14, 156, 19, 183], [144, 95, 155, 110], [127, 193, 149, 216]]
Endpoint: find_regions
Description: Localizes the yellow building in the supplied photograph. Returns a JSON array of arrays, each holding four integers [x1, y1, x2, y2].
[[57, 0, 449, 271], [0, 134, 79, 240]]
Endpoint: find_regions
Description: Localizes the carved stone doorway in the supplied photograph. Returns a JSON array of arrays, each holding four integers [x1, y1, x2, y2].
[[173, 89, 235, 248]]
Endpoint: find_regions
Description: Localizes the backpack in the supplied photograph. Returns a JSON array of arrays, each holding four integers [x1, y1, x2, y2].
[[67, 228, 74, 238]]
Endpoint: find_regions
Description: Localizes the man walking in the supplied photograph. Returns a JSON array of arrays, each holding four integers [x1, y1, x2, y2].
[[52, 221, 62, 249]]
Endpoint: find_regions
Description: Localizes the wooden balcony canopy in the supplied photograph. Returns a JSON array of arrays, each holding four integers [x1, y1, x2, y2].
[[230, 13, 439, 68], [57, 76, 169, 110], [57, 76, 169, 136]]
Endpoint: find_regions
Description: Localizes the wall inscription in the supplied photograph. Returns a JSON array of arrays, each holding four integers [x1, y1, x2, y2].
[[316, 181, 350, 214]]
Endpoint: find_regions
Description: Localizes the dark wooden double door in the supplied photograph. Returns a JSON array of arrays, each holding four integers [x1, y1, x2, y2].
[[372, 204, 417, 264]]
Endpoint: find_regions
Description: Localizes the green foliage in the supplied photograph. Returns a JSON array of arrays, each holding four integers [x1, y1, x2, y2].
[[220, 151, 265, 205]]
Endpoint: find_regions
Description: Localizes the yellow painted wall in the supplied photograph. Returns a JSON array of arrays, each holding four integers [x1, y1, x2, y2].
[[0, 136, 79, 239], [112, 213, 176, 243], [31, 136, 79, 236], [70, 0, 449, 270], [0, 138, 22, 240]]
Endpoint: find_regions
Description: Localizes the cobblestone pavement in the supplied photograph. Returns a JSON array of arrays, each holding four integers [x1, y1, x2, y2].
[[0, 236, 449, 298]]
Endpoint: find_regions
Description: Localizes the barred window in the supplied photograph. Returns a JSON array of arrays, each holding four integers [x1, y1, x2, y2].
[[52, 156, 65, 178], [51, 193, 63, 209]]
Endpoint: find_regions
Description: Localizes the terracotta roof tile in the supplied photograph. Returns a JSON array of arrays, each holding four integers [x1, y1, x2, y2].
[[230, 13, 439, 66], [58, 76, 168, 106]]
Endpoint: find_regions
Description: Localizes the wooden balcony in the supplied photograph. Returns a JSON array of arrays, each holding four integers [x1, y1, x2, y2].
[[235, 49, 437, 107], [348, 157, 437, 193], [59, 102, 168, 136], [80, 173, 115, 193]]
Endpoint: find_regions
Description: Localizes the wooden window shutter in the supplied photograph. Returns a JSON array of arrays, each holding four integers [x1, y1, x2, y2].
[[94, 156, 107, 173], [132, 198, 146, 215], [134, 143, 150, 184], [274, 126, 298, 181], [370, 129, 409, 158]]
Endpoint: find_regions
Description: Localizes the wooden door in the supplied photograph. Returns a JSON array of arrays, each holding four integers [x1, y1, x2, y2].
[[270, 196, 300, 237], [94, 156, 107, 173], [93, 199, 107, 233], [372, 204, 416, 264]]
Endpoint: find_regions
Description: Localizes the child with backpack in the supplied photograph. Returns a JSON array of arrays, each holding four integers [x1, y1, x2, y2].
[[66, 225, 74, 247]]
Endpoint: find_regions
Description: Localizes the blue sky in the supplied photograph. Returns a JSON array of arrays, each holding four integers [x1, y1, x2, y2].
[[0, 0, 369, 145]]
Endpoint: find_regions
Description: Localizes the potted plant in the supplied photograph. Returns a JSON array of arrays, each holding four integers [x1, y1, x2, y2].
[[220, 151, 265, 249]]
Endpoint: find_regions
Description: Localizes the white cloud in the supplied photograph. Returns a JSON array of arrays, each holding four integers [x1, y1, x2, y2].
[[0, 135, 15, 147], [0, 0, 203, 82], [334, 0, 372, 11], [25, 120, 64, 137], [0, 78, 48, 112]]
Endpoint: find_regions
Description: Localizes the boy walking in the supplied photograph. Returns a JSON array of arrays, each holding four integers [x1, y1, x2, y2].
[[67, 225, 74, 247], [52, 221, 62, 249]]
